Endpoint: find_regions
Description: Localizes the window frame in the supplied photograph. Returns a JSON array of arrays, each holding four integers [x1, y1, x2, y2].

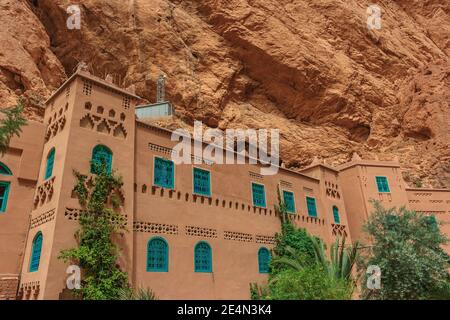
[[29, 231, 43, 273], [332, 205, 340, 224], [0, 181, 11, 212], [91, 144, 113, 174], [282, 189, 296, 214], [375, 176, 390, 193], [251, 182, 267, 208], [146, 236, 169, 272], [306, 196, 318, 217], [44, 148, 55, 180], [192, 167, 212, 197], [152, 156, 175, 189], [0, 162, 12, 176], [194, 241, 212, 273], [258, 247, 271, 274]]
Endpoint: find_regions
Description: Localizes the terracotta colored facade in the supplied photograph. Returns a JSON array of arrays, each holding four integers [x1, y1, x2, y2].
[[0, 70, 449, 300]]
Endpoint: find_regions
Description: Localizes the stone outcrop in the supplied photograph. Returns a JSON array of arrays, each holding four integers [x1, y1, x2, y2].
[[0, 0, 449, 186]]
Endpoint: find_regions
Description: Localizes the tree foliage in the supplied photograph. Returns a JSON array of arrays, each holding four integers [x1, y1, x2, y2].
[[361, 201, 450, 300], [251, 187, 358, 300], [0, 99, 27, 154], [58, 165, 129, 300]]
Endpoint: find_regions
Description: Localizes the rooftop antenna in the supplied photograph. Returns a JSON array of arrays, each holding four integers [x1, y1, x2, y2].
[[157, 74, 166, 102]]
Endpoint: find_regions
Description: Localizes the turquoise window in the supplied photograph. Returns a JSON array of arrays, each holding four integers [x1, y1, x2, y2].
[[45, 148, 55, 180], [252, 183, 266, 208], [376, 176, 390, 193], [306, 197, 318, 217], [193, 168, 211, 197], [147, 237, 168, 272], [258, 247, 271, 274], [29, 232, 43, 272], [194, 241, 212, 273], [0, 162, 12, 175], [333, 206, 340, 224], [0, 181, 10, 212], [91, 145, 112, 174], [283, 190, 296, 213], [153, 157, 174, 189]]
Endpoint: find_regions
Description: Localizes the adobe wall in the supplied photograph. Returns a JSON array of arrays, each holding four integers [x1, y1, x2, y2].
[[406, 188, 450, 253], [299, 164, 352, 243], [19, 74, 139, 299], [0, 121, 45, 300], [338, 161, 410, 244], [133, 122, 332, 299]]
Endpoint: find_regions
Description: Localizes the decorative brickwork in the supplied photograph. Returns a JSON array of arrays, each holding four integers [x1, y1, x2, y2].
[[80, 105, 127, 139], [224, 231, 253, 242], [33, 177, 55, 208], [0, 275, 19, 300], [133, 221, 179, 235], [186, 226, 217, 238], [17, 281, 40, 300], [255, 235, 276, 245], [30, 209, 56, 228]]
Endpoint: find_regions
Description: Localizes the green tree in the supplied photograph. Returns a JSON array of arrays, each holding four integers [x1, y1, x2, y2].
[[0, 99, 27, 154], [251, 187, 358, 300], [361, 201, 450, 300], [260, 267, 353, 300], [59, 165, 129, 300]]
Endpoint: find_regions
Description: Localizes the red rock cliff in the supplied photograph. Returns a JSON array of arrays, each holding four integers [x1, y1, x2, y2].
[[0, 0, 449, 186]]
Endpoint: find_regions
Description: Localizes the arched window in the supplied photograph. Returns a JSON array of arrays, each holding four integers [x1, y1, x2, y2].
[[44, 148, 55, 180], [146, 237, 168, 272], [194, 241, 212, 273], [258, 247, 271, 274], [0, 162, 12, 175], [333, 206, 340, 224], [91, 145, 112, 174], [29, 232, 43, 272]]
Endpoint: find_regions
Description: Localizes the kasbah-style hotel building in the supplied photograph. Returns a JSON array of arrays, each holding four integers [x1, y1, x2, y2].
[[0, 67, 449, 300]]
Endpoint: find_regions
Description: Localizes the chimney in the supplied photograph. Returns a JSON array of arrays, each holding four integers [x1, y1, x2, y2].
[[156, 74, 166, 103]]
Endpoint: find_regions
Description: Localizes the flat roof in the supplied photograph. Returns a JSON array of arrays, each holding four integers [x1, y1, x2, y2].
[[338, 159, 401, 171], [45, 70, 142, 105]]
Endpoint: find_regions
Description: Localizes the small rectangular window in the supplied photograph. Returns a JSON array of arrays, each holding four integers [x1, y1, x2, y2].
[[282, 190, 296, 214], [193, 168, 211, 197], [375, 176, 390, 193], [153, 157, 175, 189], [252, 183, 266, 208], [306, 196, 318, 217], [0, 181, 10, 212]]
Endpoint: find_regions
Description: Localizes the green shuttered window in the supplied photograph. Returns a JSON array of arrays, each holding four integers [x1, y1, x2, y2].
[[91, 145, 113, 174], [306, 197, 318, 217], [0, 162, 12, 175], [45, 148, 55, 180], [194, 242, 212, 273], [193, 168, 211, 197], [153, 157, 175, 189], [0, 181, 10, 212], [252, 183, 266, 208], [258, 247, 271, 274], [283, 190, 296, 214], [376, 176, 390, 193], [333, 206, 340, 224], [147, 237, 168, 272], [29, 232, 43, 272]]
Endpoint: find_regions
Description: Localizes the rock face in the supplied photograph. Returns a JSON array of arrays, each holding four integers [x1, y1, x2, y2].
[[1, 0, 449, 186]]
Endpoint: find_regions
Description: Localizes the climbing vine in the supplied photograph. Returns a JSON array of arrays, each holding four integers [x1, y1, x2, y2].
[[58, 164, 130, 300]]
